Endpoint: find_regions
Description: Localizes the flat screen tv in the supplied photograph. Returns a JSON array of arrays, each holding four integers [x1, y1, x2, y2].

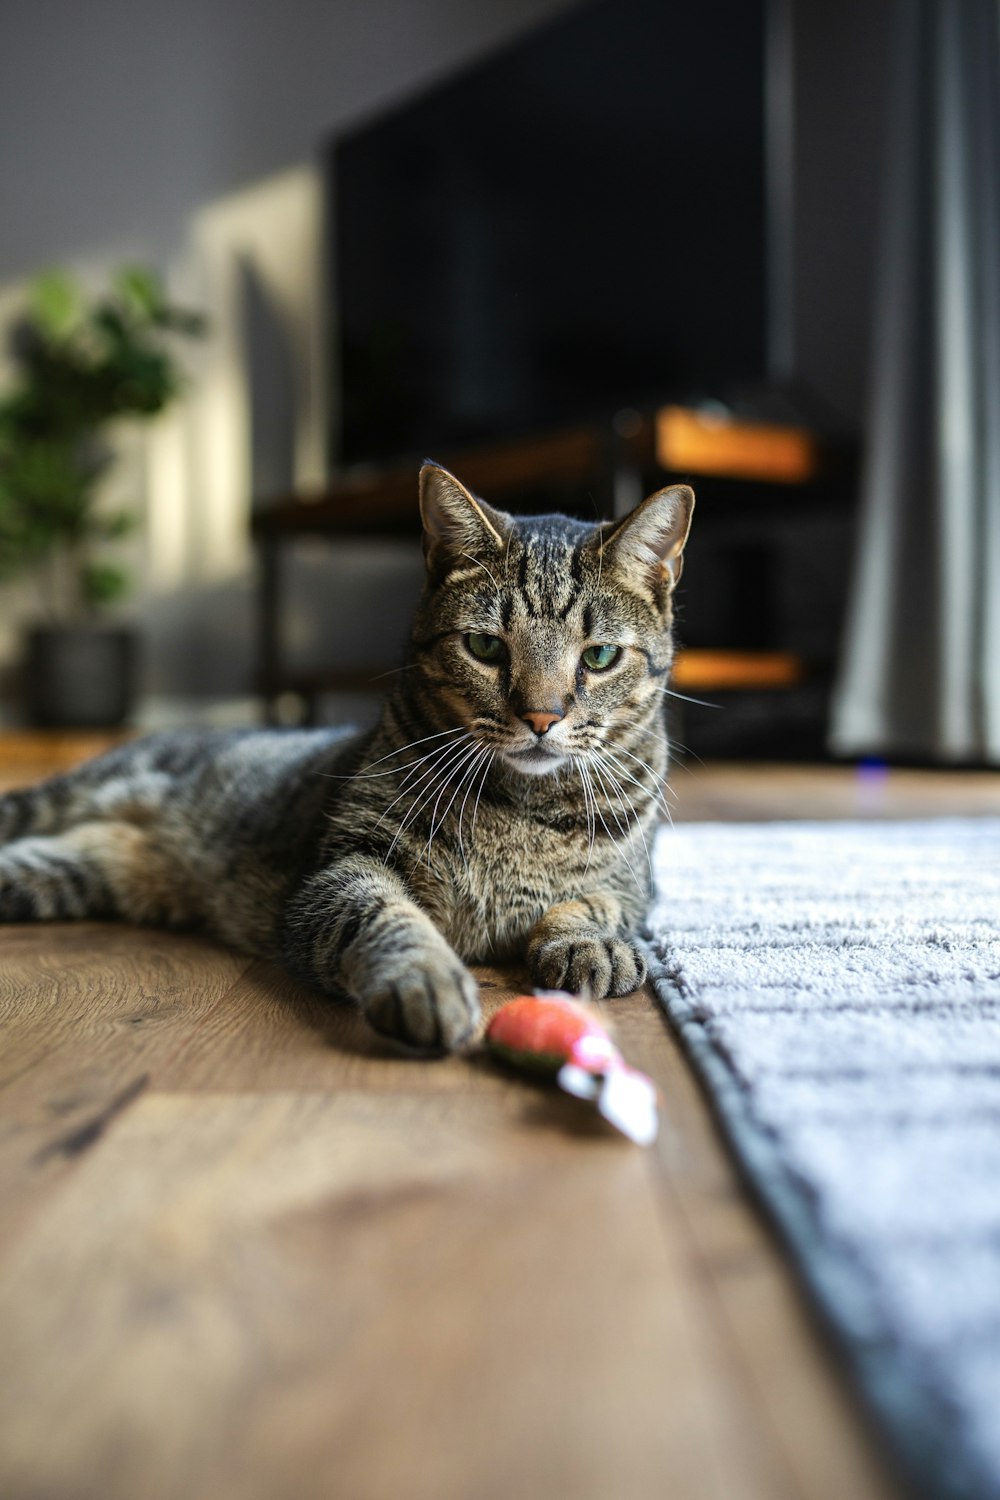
[[327, 0, 767, 470]]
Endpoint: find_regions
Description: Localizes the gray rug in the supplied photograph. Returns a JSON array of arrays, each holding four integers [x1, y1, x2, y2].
[[645, 817, 1000, 1500]]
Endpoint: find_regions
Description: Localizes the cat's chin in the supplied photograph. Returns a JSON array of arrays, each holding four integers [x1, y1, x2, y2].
[[503, 745, 567, 777]]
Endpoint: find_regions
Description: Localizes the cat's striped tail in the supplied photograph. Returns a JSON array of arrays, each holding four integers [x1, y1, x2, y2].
[[0, 783, 68, 845]]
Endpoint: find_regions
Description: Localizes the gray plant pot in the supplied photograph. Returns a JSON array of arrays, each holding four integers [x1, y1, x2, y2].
[[25, 625, 138, 729]]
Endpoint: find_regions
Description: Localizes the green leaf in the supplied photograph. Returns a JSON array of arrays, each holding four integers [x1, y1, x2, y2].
[[29, 270, 82, 339], [93, 303, 129, 343], [81, 560, 129, 608], [94, 509, 136, 541], [115, 265, 164, 319]]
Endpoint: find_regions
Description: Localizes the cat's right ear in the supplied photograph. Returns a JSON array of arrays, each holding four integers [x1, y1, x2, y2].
[[599, 483, 695, 595], [419, 462, 510, 574]]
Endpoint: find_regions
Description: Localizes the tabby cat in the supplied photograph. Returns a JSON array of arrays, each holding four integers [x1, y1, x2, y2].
[[0, 463, 694, 1050]]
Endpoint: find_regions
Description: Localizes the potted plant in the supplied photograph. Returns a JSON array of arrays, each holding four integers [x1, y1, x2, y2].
[[0, 266, 205, 727]]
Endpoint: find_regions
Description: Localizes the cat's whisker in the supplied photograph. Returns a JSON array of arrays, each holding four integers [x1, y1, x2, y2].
[[664, 749, 700, 779], [606, 757, 675, 814], [341, 745, 466, 783], [602, 808, 646, 895], [589, 757, 631, 839], [643, 722, 706, 770], [366, 723, 466, 763], [574, 760, 593, 871], [365, 663, 421, 684], [370, 735, 473, 831], [420, 739, 486, 868], [384, 763, 456, 865], [618, 794, 655, 889], [379, 734, 476, 853], [575, 759, 592, 872], [605, 741, 677, 804], [369, 723, 468, 762], [585, 760, 644, 894], [581, 762, 599, 870], [470, 749, 495, 843], [589, 753, 638, 835], [606, 734, 676, 792], [412, 736, 486, 850], [573, 758, 598, 875], [455, 745, 493, 874], [401, 733, 476, 813], [591, 754, 655, 884], [332, 724, 466, 781], [667, 741, 706, 769], [654, 685, 720, 709], [598, 743, 676, 819]]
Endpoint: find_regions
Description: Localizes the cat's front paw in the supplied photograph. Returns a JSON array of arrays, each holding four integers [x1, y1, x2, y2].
[[363, 950, 481, 1053], [529, 933, 647, 999]]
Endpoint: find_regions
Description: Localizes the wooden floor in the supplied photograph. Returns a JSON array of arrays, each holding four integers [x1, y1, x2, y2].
[[2, 734, 997, 1500]]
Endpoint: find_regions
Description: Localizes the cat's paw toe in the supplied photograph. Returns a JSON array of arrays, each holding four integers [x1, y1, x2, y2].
[[530, 934, 647, 999], [365, 958, 480, 1053], [606, 939, 647, 995]]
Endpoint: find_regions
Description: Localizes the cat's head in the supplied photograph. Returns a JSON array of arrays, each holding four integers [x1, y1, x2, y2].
[[411, 462, 694, 777]]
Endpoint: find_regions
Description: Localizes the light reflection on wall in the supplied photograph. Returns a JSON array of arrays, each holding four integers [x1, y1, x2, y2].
[[149, 163, 325, 590], [140, 164, 327, 704]]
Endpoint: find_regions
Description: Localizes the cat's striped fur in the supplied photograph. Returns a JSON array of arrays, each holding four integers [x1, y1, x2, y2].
[[0, 463, 694, 1050]]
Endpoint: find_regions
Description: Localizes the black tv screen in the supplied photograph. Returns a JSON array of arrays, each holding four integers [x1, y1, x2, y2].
[[329, 0, 766, 469]]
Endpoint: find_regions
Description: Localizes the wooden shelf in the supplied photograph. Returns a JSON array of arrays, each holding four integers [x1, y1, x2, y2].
[[657, 406, 821, 484], [674, 650, 806, 692], [251, 422, 652, 539]]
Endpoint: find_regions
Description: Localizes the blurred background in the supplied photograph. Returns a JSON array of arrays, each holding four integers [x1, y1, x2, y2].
[[0, 0, 996, 763]]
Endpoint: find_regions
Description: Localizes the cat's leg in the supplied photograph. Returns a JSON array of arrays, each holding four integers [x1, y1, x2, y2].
[[526, 894, 647, 999], [0, 822, 193, 925], [282, 855, 480, 1051]]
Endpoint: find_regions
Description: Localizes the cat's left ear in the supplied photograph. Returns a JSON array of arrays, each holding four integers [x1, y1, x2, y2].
[[419, 461, 510, 573], [600, 483, 695, 593]]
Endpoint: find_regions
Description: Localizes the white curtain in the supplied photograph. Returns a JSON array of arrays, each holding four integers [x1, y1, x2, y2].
[[830, 0, 1000, 762]]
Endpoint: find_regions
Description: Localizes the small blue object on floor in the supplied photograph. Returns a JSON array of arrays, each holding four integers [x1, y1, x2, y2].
[[646, 817, 1000, 1500]]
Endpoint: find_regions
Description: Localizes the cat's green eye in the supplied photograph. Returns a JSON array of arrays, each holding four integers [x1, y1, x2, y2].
[[465, 631, 505, 664], [581, 643, 621, 672]]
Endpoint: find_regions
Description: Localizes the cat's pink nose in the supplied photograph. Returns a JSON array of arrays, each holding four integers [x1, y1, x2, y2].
[[522, 710, 562, 736]]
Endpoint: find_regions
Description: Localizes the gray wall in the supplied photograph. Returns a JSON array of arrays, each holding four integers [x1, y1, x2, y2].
[[0, 0, 573, 281]]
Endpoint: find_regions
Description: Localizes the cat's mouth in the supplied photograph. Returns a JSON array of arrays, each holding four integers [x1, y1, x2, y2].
[[504, 742, 567, 776]]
